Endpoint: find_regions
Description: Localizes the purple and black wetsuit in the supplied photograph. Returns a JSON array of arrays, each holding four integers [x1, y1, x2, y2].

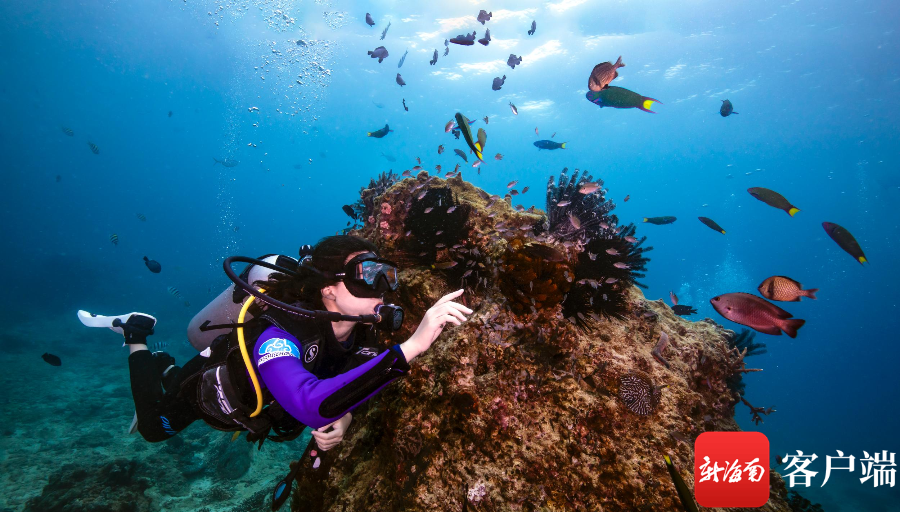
[[252, 325, 409, 430]]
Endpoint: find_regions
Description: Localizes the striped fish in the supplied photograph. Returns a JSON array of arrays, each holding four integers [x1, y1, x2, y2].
[[61, 127, 74, 136], [136, 213, 147, 221], [109, 233, 118, 245], [167, 286, 183, 298], [88, 142, 100, 155]]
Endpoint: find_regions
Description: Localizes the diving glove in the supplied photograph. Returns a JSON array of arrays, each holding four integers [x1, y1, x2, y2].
[[77, 310, 158, 346]]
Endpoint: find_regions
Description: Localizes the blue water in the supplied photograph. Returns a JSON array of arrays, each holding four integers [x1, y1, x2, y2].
[[2, 0, 899, 510]]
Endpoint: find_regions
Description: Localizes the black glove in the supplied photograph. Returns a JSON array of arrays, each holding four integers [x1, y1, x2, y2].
[[113, 314, 156, 345]]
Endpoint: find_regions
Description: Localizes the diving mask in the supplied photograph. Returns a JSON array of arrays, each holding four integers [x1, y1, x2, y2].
[[335, 253, 400, 298]]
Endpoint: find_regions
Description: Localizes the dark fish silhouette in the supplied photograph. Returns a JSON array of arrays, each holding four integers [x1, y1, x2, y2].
[[110, 233, 119, 245], [443, 47, 449, 56], [507, 54, 522, 69], [477, 10, 492, 24], [168, 110, 173, 117], [144, 256, 162, 273], [380, 22, 391, 40], [491, 75, 506, 91], [643, 216, 676, 225], [367, 124, 393, 138], [533, 140, 566, 150], [454, 149, 468, 162], [56, 175, 62, 182], [478, 28, 491, 46], [710, 292, 805, 338], [42, 353, 62, 366], [586, 86, 660, 113], [88, 142, 100, 154], [588, 56, 625, 91], [672, 305, 697, 316], [367, 46, 389, 63], [450, 32, 476, 46], [430, 49, 438, 65], [822, 222, 868, 265], [664, 455, 699, 512], [365, 13, 375, 27], [213, 157, 239, 167], [342, 205, 357, 219], [747, 187, 799, 216], [398, 49, 408, 68], [381, 152, 396, 162], [527, 20, 536, 35], [720, 99, 738, 117], [403, 98, 408, 111], [396, 73, 406, 86], [61, 126, 74, 136], [698, 216, 726, 234]]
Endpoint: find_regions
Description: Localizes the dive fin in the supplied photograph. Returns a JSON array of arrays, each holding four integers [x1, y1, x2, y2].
[[128, 412, 139, 435]]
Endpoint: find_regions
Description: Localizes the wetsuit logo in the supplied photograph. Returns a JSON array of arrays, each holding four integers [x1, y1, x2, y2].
[[258, 338, 300, 366], [304, 343, 319, 364]]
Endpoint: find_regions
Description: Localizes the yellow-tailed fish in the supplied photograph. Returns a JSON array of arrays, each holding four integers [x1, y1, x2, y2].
[[664, 455, 699, 511]]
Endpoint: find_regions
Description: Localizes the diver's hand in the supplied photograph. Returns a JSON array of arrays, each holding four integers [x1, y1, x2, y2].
[[113, 314, 156, 345], [312, 412, 352, 451], [401, 289, 472, 363]]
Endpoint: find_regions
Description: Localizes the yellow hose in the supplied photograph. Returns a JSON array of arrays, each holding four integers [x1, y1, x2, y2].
[[237, 288, 264, 417]]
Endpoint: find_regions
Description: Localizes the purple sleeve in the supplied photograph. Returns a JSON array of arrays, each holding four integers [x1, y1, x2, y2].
[[253, 326, 409, 430]]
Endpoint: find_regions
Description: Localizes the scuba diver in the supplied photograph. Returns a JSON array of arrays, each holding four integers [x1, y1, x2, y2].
[[78, 236, 471, 504]]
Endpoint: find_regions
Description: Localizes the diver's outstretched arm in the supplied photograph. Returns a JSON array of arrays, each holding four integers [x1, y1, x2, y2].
[[77, 310, 157, 352]]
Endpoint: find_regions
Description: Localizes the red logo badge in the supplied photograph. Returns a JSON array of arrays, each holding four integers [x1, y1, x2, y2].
[[694, 431, 770, 507]]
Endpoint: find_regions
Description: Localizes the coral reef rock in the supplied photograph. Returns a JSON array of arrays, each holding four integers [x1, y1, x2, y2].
[[292, 172, 792, 511]]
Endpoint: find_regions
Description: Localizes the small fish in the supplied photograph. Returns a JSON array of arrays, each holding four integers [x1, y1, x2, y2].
[[673, 305, 696, 316], [144, 256, 162, 273], [367, 46, 389, 63], [435, 165, 442, 172], [624, 195, 630, 202], [233, 226, 240, 232], [430, 49, 438, 66], [670, 291, 679, 305], [568, 212, 581, 229], [579, 182, 600, 194], [599, 222, 609, 230], [432, 261, 458, 270], [42, 353, 62, 366], [507, 180, 519, 188], [61, 127, 74, 136], [472, 160, 482, 169], [747, 187, 799, 216], [213, 157, 238, 167], [55, 175, 62, 182], [168, 110, 173, 117], [436, 243, 446, 248], [534, 140, 566, 150], [167, 286, 183, 299], [401, 170, 412, 177], [454, 149, 468, 162], [509, 102, 518, 115], [447, 206, 457, 213], [417, 191, 427, 200], [522, 187, 529, 194], [453, 164, 460, 174], [462, 270, 473, 278], [443, 47, 449, 57], [365, 13, 375, 27], [478, 28, 491, 46], [588, 56, 625, 92], [625, 236, 638, 243], [758, 276, 818, 302], [136, 213, 147, 221], [509, 189, 518, 196], [698, 216, 726, 234], [491, 75, 506, 91], [507, 54, 522, 69], [367, 124, 393, 138], [416, 156, 422, 164], [396, 73, 406, 87], [557, 201, 571, 207], [380, 22, 391, 40], [424, 207, 433, 213], [483, 116, 489, 124], [406, 230, 412, 236], [110, 233, 119, 246], [643, 216, 676, 225], [605, 248, 620, 256], [437, 145, 445, 155], [403, 98, 408, 111], [535, 127, 539, 135], [495, 153, 503, 160], [720, 99, 738, 117], [664, 455, 699, 512], [605, 277, 618, 284], [450, 31, 477, 46], [613, 262, 630, 269], [398, 49, 408, 68], [88, 142, 100, 154], [527, 20, 536, 36], [477, 10, 492, 24], [710, 292, 805, 337], [445, 120, 455, 133], [822, 222, 867, 265], [551, 132, 557, 138]]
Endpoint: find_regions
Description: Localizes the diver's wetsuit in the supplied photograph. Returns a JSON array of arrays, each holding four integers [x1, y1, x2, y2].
[[128, 317, 409, 442]]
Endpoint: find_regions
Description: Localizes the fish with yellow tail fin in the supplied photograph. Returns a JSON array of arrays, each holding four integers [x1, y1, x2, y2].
[[747, 187, 799, 216], [664, 455, 699, 511], [455, 112, 484, 162], [586, 86, 661, 113], [822, 222, 868, 265]]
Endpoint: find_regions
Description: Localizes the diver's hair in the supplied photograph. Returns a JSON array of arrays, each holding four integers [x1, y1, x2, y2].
[[253, 235, 378, 309]]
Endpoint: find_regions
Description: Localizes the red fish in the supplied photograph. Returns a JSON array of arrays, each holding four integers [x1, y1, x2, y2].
[[710, 292, 805, 338], [588, 56, 625, 91]]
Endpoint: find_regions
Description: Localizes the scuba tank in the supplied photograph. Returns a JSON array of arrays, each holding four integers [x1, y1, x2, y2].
[[187, 254, 300, 351]]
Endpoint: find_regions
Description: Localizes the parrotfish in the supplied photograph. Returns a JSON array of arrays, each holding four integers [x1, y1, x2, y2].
[[747, 187, 799, 216], [822, 222, 867, 265], [367, 124, 393, 138], [533, 140, 566, 150], [698, 216, 726, 234], [643, 216, 676, 225], [455, 112, 485, 161], [586, 86, 660, 113]]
